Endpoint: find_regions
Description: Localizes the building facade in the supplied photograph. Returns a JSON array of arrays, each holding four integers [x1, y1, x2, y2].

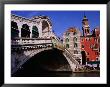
[[62, 15, 100, 66], [81, 16, 100, 66], [63, 27, 82, 64]]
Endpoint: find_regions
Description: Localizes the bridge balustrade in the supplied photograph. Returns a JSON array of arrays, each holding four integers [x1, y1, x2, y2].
[[64, 49, 79, 65], [51, 36, 64, 51], [11, 38, 52, 45]]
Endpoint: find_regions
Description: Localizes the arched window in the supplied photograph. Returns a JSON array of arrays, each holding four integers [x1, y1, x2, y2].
[[42, 20, 49, 31], [65, 38, 69, 42], [11, 21, 19, 38], [66, 44, 69, 48], [21, 24, 30, 38], [74, 43, 78, 48], [87, 29, 89, 33], [82, 45, 84, 48], [66, 32, 70, 36], [73, 31, 77, 35], [73, 37, 77, 42], [32, 26, 39, 38]]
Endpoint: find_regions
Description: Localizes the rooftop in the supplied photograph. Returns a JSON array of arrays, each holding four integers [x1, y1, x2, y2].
[[66, 27, 77, 32]]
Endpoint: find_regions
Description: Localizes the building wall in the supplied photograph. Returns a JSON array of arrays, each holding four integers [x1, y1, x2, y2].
[[81, 15, 100, 64], [63, 27, 82, 64], [81, 34, 100, 61]]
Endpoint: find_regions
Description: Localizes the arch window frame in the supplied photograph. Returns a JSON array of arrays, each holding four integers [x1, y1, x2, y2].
[[21, 24, 30, 38], [66, 32, 70, 36], [66, 44, 69, 48], [74, 43, 78, 48], [73, 37, 77, 42], [11, 21, 19, 38], [32, 26, 39, 38], [65, 38, 69, 42]]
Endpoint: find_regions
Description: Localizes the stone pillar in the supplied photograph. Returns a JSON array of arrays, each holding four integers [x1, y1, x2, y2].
[[30, 25, 32, 38], [38, 20, 42, 38], [17, 22, 22, 38]]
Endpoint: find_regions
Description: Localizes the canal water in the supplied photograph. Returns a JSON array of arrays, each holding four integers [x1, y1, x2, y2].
[[13, 70, 100, 77], [34, 71, 100, 77]]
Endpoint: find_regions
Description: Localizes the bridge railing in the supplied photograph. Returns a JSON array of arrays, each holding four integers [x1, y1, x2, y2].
[[50, 33, 81, 67], [11, 38, 52, 45], [51, 38, 64, 50], [64, 48, 80, 65], [51, 33, 65, 51]]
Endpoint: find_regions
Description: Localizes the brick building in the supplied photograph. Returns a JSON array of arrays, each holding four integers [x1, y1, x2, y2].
[[81, 15, 100, 66]]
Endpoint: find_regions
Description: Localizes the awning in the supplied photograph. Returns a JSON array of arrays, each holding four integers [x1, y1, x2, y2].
[[87, 61, 100, 64]]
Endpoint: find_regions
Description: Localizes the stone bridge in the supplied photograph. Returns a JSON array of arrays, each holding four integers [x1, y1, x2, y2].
[[11, 14, 82, 75], [11, 36, 81, 75]]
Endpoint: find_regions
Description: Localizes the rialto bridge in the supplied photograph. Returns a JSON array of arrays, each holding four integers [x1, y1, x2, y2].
[[11, 14, 82, 75]]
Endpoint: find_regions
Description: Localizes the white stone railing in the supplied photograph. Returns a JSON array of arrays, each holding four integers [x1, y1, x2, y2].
[[51, 32, 64, 51], [64, 49, 80, 66], [63, 49, 82, 71], [11, 38, 52, 45]]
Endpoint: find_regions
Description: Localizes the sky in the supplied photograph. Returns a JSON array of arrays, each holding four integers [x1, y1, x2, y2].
[[11, 11, 100, 37]]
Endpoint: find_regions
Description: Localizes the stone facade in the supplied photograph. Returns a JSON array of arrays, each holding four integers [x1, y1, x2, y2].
[[63, 27, 82, 64], [11, 14, 53, 39]]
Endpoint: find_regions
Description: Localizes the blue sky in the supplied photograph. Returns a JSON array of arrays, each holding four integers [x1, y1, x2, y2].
[[11, 11, 100, 37]]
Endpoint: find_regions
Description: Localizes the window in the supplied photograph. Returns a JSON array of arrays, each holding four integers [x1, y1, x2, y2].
[[96, 58, 98, 61], [65, 38, 69, 42], [73, 37, 77, 42], [74, 43, 78, 48], [87, 52, 89, 55], [66, 44, 69, 48], [82, 45, 84, 48], [95, 52, 98, 55], [66, 32, 70, 36], [74, 50, 78, 54], [82, 38, 83, 41], [73, 31, 77, 35], [86, 38, 90, 41], [87, 29, 89, 33], [87, 58, 89, 62], [85, 38, 89, 41]]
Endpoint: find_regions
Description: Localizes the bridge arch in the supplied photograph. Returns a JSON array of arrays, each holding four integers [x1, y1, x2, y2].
[[12, 48, 72, 77], [11, 21, 19, 38], [32, 26, 39, 38], [21, 24, 30, 38], [42, 20, 50, 33]]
